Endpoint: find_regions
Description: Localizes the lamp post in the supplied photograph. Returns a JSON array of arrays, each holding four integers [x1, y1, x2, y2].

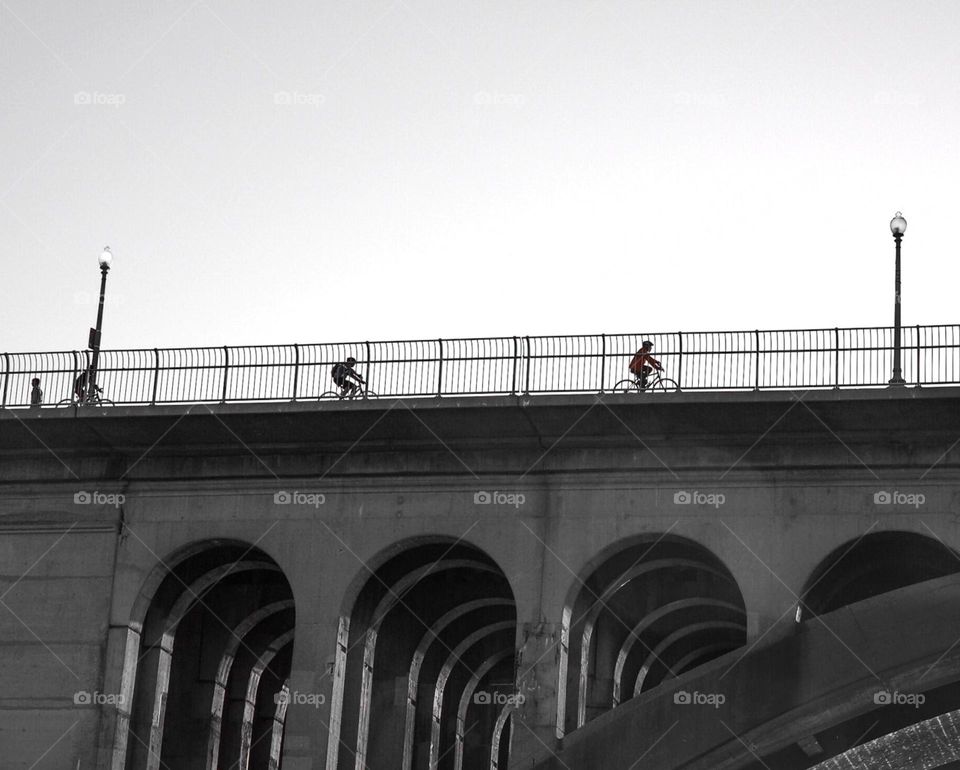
[[889, 212, 906, 386], [87, 246, 112, 401]]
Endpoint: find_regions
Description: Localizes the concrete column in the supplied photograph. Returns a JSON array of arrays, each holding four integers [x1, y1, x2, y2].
[[510, 621, 561, 767], [281, 614, 342, 770]]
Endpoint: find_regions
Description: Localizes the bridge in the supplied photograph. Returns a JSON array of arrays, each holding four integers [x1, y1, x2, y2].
[[2, 331, 960, 770]]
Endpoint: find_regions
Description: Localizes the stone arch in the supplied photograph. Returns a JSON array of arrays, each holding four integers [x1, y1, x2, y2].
[[799, 530, 960, 620], [327, 537, 517, 770], [556, 533, 746, 737], [114, 540, 295, 770], [487, 703, 513, 770], [207, 600, 296, 770], [612, 598, 743, 706]]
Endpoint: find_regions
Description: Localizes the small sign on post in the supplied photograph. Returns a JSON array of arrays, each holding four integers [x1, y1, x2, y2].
[[88, 327, 100, 349]]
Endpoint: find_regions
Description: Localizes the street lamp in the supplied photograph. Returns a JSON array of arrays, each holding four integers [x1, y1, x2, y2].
[[86, 246, 112, 401], [889, 213, 906, 385]]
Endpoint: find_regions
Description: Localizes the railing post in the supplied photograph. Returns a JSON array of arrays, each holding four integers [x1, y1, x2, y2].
[[364, 341, 372, 397], [1, 352, 8, 407], [72, 350, 80, 402], [511, 337, 518, 396], [221, 346, 229, 403], [599, 334, 606, 393], [437, 338, 444, 397], [151, 348, 160, 405], [677, 332, 683, 388], [834, 328, 840, 389], [754, 330, 760, 391], [292, 343, 300, 401], [915, 324, 921, 386], [524, 336, 531, 395]]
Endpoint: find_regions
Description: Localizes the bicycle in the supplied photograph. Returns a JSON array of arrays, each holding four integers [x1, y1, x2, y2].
[[56, 385, 115, 407], [320, 382, 378, 401], [611, 370, 679, 394]]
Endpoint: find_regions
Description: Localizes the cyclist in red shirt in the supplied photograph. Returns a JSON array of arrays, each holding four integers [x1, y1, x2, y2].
[[628, 340, 662, 390]]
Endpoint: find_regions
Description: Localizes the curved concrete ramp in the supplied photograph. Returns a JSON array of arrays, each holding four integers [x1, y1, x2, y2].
[[531, 572, 960, 770]]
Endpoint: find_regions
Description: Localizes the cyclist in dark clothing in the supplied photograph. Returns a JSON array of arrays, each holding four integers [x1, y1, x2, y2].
[[331, 357, 365, 399]]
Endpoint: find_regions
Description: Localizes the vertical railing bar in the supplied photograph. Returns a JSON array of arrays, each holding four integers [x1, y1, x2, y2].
[[511, 336, 518, 395], [292, 343, 300, 401], [599, 333, 606, 393], [677, 332, 683, 389], [437, 338, 444, 397], [221, 346, 229, 403], [524, 336, 531, 395], [834, 327, 840, 389], [1, 352, 8, 407], [72, 350, 80, 403], [915, 324, 921, 386], [364, 341, 371, 397], [754, 330, 760, 391], [151, 348, 160, 405]]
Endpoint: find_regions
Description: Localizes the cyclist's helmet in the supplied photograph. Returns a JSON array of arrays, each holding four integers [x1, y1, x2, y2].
[[346, 356, 357, 365], [642, 340, 654, 347]]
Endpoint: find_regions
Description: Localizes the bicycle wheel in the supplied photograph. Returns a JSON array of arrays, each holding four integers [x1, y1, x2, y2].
[[319, 391, 343, 400], [56, 399, 76, 407], [650, 377, 679, 393], [611, 379, 642, 394], [361, 390, 378, 400]]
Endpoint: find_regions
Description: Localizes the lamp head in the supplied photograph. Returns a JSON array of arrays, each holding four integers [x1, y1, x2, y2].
[[890, 212, 907, 237], [99, 246, 112, 269]]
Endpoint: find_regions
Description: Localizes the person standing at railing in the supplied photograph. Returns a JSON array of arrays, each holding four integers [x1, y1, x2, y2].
[[331, 357, 365, 399], [74, 369, 90, 402], [629, 341, 663, 390], [30, 377, 42, 407]]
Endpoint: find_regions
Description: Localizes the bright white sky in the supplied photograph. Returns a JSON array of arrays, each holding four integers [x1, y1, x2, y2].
[[1, 0, 958, 353]]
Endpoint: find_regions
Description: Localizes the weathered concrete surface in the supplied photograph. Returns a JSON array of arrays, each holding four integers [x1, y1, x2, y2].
[[0, 517, 116, 770], [0, 388, 958, 768]]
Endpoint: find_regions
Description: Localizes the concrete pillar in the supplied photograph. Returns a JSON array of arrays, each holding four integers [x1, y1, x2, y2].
[[509, 621, 561, 767], [281, 613, 342, 770]]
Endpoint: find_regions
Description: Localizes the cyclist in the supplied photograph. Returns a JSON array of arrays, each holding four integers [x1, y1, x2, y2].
[[331, 356, 365, 399], [628, 340, 662, 390]]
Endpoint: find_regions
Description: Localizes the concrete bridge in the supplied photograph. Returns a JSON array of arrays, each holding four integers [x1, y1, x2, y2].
[[2, 386, 960, 769]]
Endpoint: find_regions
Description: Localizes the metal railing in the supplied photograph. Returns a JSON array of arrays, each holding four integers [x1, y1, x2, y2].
[[3, 325, 959, 407]]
